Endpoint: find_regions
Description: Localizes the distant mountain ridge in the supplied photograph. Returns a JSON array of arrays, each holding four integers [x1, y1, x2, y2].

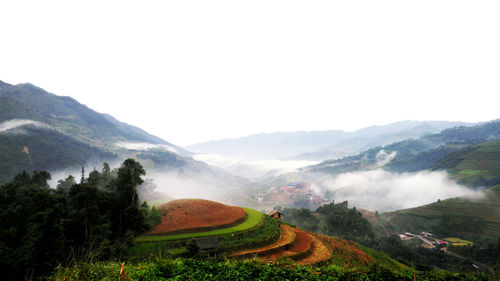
[[187, 120, 475, 161], [305, 120, 500, 188]]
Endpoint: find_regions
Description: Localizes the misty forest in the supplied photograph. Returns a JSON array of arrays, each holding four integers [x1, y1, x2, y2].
[[2, 80, 500, 281]]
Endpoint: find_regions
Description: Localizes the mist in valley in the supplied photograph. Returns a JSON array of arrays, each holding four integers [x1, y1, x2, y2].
[[310, 169, 483, 212]]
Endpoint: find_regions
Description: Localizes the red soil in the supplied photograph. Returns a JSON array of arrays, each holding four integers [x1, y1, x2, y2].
[[319, 235, 374, 268], [296, 234, 332, 265], [261, 227, 312, 261], [287, 229, 310, 253], [148, 199, 246, 235]]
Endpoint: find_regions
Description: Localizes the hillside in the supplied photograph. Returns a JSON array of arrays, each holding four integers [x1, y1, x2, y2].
[[306, 120, 500, 183], [381, 188, 500, 242], [132, 199, 403, 271], [0, 81, 249, 198], [53, 199, 488, 280], [432, 139, 500, 187], [149, 199, 246, 235], [0, 124, 115, 183], [0, 81, 187, 154]]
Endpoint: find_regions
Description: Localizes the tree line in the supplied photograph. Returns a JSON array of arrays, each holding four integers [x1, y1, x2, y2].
[[0, 159, 157, 281]]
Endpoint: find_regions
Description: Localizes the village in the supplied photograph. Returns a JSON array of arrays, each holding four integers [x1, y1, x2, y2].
[[398, 231, 473, 250], [257, 182, 329, 210]]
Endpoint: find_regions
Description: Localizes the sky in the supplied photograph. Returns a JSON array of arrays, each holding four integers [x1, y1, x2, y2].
[[1, 1, 499, 146]]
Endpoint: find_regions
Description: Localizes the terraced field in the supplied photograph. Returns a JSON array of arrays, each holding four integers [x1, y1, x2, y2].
[[230, 224, 296, 258], [136, 207, 263, 242], [132, 199, 396, 268], [149, 199, 246, 235]]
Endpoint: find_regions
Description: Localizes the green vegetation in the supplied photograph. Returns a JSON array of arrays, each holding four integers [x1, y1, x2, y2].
[[445, 238, 474, 247], [0, 159, 152, 281], [0, 126, 115, 184], [50, 258, 491, 281], [281, 201, 373, 241], [218, 215, 280, 251], [307, 121, 500, 186], [0, 83, 170, 148], [129, 211, 280, 259], [433, 139, 500, 187], [135, 207, 264, 242], [381, 190, 500, 242]]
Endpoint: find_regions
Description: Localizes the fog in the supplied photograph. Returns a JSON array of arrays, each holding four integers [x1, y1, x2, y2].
[[47, 160, 123, 188], [194, 153, 318, 181], [115, 142, 179, 154], [0, 119, 50, 133], [311, 169, 483, 212]]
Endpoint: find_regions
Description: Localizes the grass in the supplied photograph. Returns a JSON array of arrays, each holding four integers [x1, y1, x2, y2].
[[381, 191, 500, 241], [444, 237, 474, 246], [135, 207, 263, 242], [458, 169, 483, 176], [146, 196, 174, 207]]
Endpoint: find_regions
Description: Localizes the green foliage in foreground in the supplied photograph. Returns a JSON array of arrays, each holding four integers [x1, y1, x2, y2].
[[135, 207, 264, 242], [128, 215, 280, 259], [50, 258, 491, 281], [0, 160, 151, 281]]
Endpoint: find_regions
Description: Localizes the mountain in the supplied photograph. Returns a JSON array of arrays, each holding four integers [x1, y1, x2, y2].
[[0, 81, 187, 154], [306, 120, 500, 187], [0, 81, 249, 199], [187, 120, 473, 161], [432, 139, 500, 187], [0, 123, 114, 183], [380, 187, 500, 242]]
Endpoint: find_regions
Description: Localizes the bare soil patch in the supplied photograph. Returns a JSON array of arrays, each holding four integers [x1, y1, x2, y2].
[[296, 234, 331, 265], [148, 199, 246, 235]]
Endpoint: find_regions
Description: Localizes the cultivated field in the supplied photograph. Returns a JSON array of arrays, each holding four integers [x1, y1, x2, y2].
[[136, 207, 262, 242], [148, 199, 246, 235]]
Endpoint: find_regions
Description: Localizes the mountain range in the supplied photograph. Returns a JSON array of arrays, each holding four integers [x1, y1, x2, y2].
[[0, 80, 247, 201], [186, 120, 476, 161]]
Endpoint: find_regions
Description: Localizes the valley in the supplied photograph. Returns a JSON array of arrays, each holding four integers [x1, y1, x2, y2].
[[2, 80, 500, 279]]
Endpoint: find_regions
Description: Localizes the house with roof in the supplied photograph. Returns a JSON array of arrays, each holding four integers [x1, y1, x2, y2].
[[267, 210, 283, 220]]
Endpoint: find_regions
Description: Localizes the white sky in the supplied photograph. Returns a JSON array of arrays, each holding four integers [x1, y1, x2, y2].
[[1, 1, 499, 146]]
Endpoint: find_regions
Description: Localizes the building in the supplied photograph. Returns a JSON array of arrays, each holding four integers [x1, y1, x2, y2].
[[196, 237, 220, 258], [267, 210, 283, 220]]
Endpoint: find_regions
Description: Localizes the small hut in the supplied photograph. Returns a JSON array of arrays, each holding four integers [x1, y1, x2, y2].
[[267, 210, 283, 220], [196, 237, 220, 258]]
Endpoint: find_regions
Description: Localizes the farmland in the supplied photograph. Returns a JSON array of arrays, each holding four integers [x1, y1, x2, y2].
[[136, 207, 263, 242], [148, 199, 246, 235]]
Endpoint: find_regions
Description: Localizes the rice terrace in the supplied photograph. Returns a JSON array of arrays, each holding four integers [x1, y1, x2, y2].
[[131, 198, 405, 269]]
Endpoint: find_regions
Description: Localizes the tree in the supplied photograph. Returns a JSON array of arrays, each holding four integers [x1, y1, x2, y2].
[[57, 175, 76, 190]]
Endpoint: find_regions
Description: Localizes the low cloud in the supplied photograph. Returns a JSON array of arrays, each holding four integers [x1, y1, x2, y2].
[[115, 142, 178, 154], [194, 153, 318, 180], [311, 169, 482, 212], [0, 119, 50, 133]]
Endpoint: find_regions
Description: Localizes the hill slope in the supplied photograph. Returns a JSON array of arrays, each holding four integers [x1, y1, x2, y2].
[[0, 81, 187, 154], [306, 120, 500, 184], [0, 124, 114, 183], [381, 189, 500, 242]]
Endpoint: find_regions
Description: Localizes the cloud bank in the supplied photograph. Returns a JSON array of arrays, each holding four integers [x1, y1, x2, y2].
[[0, 119, 50, 133], [312, 169, 482, 212], [115, 142, 179, 154], [194, 153, 318, 180]]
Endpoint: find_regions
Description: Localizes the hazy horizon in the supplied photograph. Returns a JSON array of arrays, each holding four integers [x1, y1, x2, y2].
[[1, 1, 499, 146]]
